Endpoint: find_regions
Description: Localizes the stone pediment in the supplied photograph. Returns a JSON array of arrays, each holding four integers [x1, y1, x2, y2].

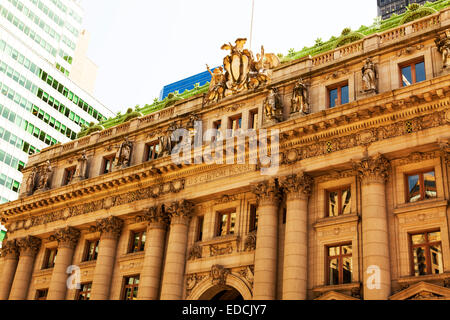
[[390, 281, 450, 300], [315, 290, 360, 300]]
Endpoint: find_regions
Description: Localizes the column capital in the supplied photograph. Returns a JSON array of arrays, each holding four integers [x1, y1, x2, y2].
[[280, 172, 314, 200], [439, 139, 450, 165], [145, 205, 169, 229], [16, 236, 41, 257], [352, 153, 390, 185], [166, 200, 194, 225], [251, 178, 281, 206], [0, 240, 19, 259], [96, 216, 124, 240], [50, 227, 81, 249]]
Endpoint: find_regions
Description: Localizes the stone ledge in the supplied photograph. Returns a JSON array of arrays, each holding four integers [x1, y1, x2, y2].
[[313, 282, 361, 293], [313, 214, 359, 229], [397, 272, 450, 285], [393, 198, 449, 215], [118, 251, 145, 262]]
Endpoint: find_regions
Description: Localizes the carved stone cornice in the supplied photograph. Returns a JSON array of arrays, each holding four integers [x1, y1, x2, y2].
[[280, 172, 314, 200], [95, 216, 124, 240], [0, 240, 19, 259], [166, 200, 195, 225], [49, 227, 81, 249], [352, 153, 391, 185], [16, 236, 41, 257], [251, 178, 281, 206]]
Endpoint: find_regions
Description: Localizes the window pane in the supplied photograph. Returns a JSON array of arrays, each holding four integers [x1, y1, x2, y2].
[[430, 244, 443, 274], [423, 171, 436, 199], [341, 85, 349, 105], [407, 174, 420, 203], [341, 188, 351, 215], [415, 62, 425, 83], [413, 246, 427, 276], [229, 212, 236, 234], [328, 246, 339, 256], [411, 233, 426, 245], [401, 65, 412, 86], [342, 257, 352, 284], [341, 245, 352, 255], [329, 88, 338, 108], [328, 191, 338, 217], [219, 214, 228, 236], [329, 258, 339, 285]]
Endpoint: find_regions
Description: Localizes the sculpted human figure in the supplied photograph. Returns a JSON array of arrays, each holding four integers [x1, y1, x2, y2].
[[361, 58, 378, 92], [114, 138, 133, 168], [436, 31, 450, 68], [26, 166, 38, 195], [37, 160, 52, 190], [205, 65, 226, 104], [264, 88, 281, 121], [73, 152, 88, 181], [291, 78, 309, 114]]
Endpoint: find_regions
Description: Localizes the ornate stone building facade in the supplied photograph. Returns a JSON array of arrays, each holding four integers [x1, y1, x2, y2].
[[1, 9, 450, 301]]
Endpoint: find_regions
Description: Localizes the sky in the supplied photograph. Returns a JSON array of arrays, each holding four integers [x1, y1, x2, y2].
[[79, 0, 378, 114]]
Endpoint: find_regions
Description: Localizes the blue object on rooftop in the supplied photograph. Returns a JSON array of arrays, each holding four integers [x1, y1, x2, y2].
[[159, 67, 220, 100]]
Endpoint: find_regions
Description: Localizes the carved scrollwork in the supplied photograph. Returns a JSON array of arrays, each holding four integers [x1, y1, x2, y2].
[[251, 178, 281, 205], [280, 173, 314, 200], [166, 200, 195, 224], [50, 227, 81, 249], [95, 216, 124, 239], [16, 236, 41, 257], [0, 239, 19, 258], [352, 153, 390, 184]]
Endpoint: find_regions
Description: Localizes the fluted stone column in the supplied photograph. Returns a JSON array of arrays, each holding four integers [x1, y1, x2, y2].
[[9, 236, 41, 300], [353, 153, 391, 300], [280, 173, 313, 300], [0, 240, 19, 300], [160, 200, 194, 300], [138, 205, 169, 300], [90, 216, 123, 300], [252, 179, 281, 300], [47, 227, 80, 300]]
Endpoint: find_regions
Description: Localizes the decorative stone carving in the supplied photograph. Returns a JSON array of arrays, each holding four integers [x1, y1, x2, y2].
[[238, 266, 254, 287], [215, 194, 237, 205], [16, 236, 41, 256], [143, 205, 169, 227], [439, 139, 450, 165], [50, 227, 81, 249], [72, 152, 88, 183], [352, 153, 390, 184], [291, 78, 310, 115], [351, 286, 361, 299], [251, 178, 281, 205], [0, 240, 19, 258], [95, 216, 124, 239], [186, 273, 207, 298], [263, 88, 283, 124], [205, 65, 226, 104], [166, 200, 195, 224], [435, 30, 450, 69], [36, 160, 52, 191], [210, 264, 230, 286], [113, 138, 133, 170], [361, 58, 378, 93], [159, 122, 179, 158], [243, 231, 257, 251], [187, 243, 202, 261], [280, 173, 314, 199], [209, 242, 233, 257], [25, 166, 38, 196]]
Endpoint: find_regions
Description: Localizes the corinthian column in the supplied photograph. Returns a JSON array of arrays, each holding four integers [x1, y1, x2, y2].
[[90, 216, 123, 300], [0, 240, 19, 300], [160, 200, 194, 300], [280, 173, 313, 300], [138, 205, 169, 300], [47, 227, 80, 300], [9, 236, 41, 300], [252, 179, 281, 300], [353, 153, 391, 300]]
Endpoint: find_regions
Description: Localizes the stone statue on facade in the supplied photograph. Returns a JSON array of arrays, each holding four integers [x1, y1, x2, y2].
[[113, 138, 133, 169], [248, 46, 271, 90], [158, 122, 179, 158], [72, 152, 88, 183], [361, 58, 378, 93], [25, 166, 38, 196], [205, 65, 226, 104], [435, 30, 450, 69], [263, 88, 283, 123], [291, 78, 310, 115], [37, 160, 52, 191]]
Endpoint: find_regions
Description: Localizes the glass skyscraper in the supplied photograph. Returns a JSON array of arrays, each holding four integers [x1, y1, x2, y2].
[[0, 0, 114, 203], [377, 0, 438, 20]]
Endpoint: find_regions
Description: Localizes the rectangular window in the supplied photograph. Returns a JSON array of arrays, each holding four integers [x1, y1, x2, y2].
[[122, 276, 139, 300], [217, 210, 236, 236], [196, 216, 204, 242], [327, 186, 352, 217], [410, 231, 443, 276], [328, 82, 349, 108], [406, 170, 437, 203], [35, 289, 48, 300], [229, 115, 242, 135], [400, 59, 426, 87], [63, 167, 76, 186], [249, 204, 258, 232], [43, 248, 58, 269], [212, 120, 222, 142], [327, 244, 352, 285], [145, 141, 160, 162], [76, 283, 92, 300], [102, 156, 114, 174], [128, 230, 146, 253], [249, 109, 259, 130], [83, 240, 99, 262]]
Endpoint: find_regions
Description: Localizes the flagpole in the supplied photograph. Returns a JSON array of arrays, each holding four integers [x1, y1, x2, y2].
[[249, 0, 255, 51]]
